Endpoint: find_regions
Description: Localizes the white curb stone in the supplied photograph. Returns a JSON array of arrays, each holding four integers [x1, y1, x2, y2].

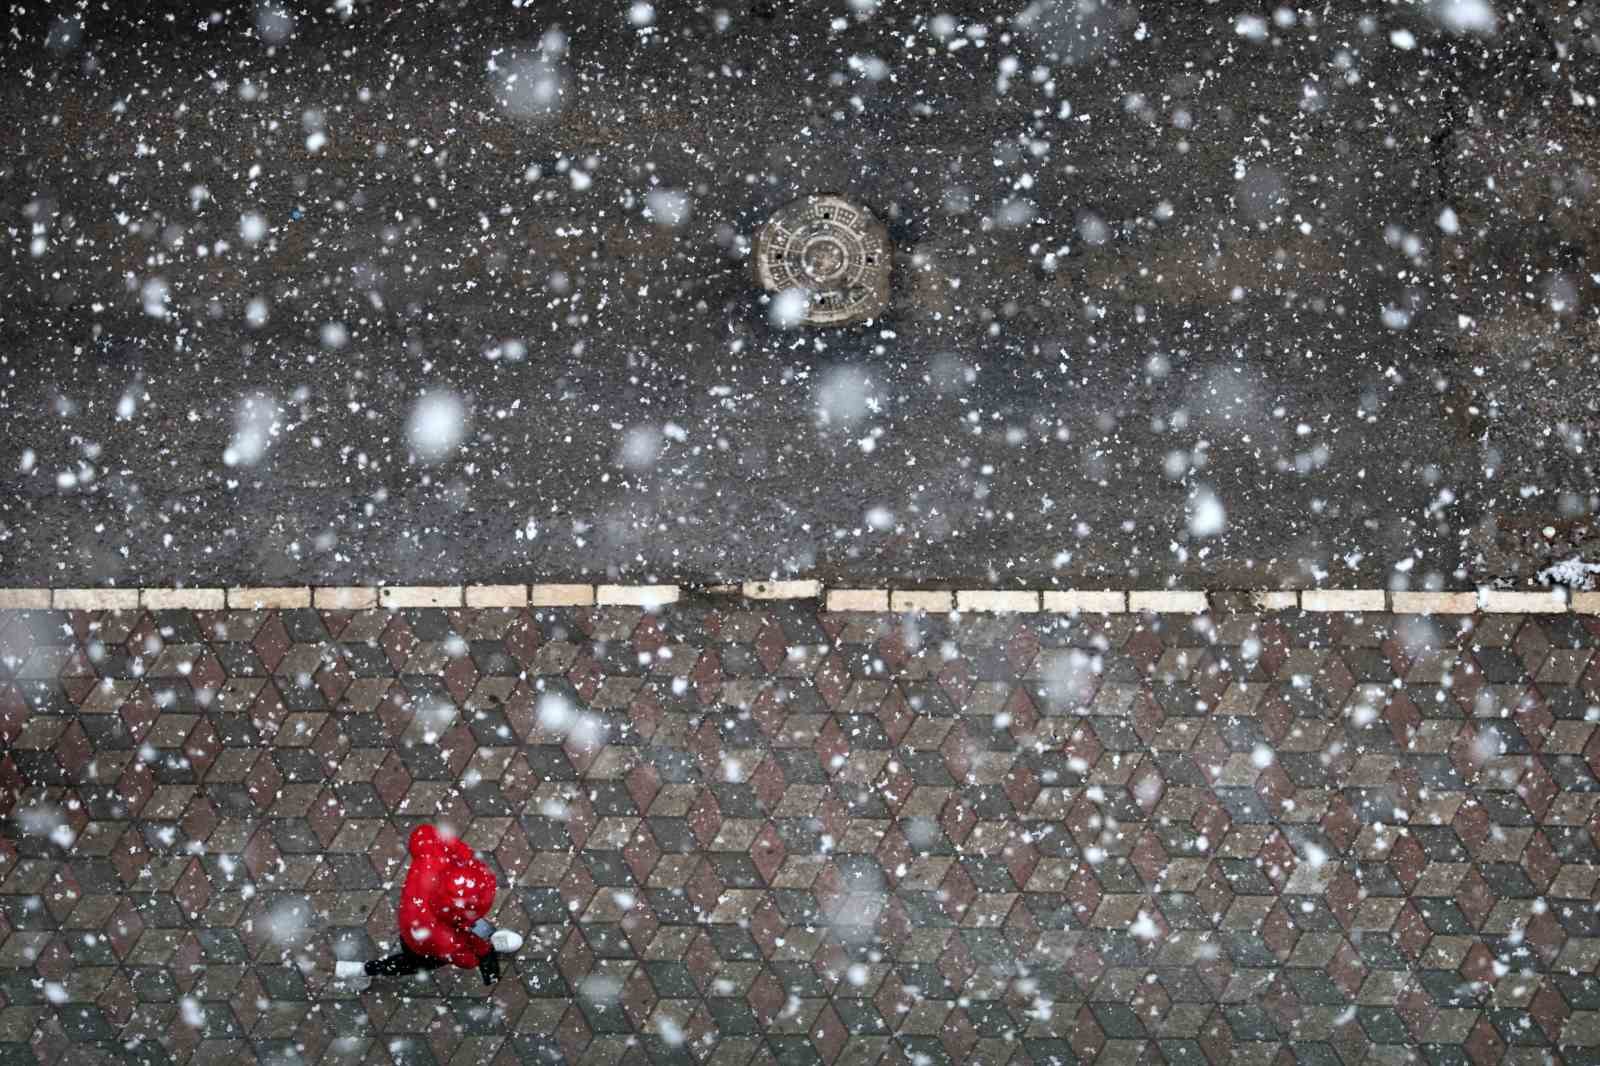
[[380, 586, 463, 609], [529, 584, 596, 607], [1390, 591, 1477, 615], [1302, 589, 1386, 613], [743, 579, 822, 600], [956, 590, 1041, 613], [313, 587, 378, 610], [1128, 591, 1208, 614], [53, 588, 140, 611], [0, 582, 1582, 616], [465, 585, 528, 608], [1479, 588, 1569, 614], [891, 590, 954, 613], [826, 589, 890, 612], [227, 587, 312, 610], [1042, 590, 1127, 614], [141, 588, 225, 611], [596, 585, 679, 607]]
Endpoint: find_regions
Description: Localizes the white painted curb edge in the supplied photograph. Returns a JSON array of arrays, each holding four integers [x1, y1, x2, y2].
[[0, 585, 1593, 615]]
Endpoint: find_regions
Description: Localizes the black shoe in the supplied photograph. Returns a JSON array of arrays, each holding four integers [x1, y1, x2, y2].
[[478, 950, 501, 986]]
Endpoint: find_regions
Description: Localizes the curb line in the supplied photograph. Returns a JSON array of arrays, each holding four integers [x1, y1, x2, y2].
[[0, 585, 1594, 615]]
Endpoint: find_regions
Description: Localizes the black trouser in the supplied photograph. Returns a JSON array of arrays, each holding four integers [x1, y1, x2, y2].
[[365, 946, 500, 984]]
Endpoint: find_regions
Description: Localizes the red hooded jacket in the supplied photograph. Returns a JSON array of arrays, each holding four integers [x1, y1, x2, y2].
[[397, 824, 497, 968]]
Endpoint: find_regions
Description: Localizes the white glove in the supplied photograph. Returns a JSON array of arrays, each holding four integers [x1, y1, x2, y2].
[[335, 961, 371, 990], [490, 929, 523, 953]]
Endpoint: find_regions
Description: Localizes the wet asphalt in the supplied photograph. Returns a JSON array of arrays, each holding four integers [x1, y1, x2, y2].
[[0, 0, 1595, 590]]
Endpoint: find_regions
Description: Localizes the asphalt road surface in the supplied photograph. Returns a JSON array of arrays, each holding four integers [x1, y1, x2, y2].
[[1, 0, 1596, 591]]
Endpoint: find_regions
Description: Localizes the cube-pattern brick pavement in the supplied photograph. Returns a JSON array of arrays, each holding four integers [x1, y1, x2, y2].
[[1, 605, 1599, 1065]]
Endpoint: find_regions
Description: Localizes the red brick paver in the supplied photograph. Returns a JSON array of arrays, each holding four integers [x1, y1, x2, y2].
[[0, 604, 1598, 1065]]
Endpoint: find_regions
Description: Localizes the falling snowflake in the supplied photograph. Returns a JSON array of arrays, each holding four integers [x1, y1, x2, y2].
[[1188, 487, 1225, 537], [770, 288, 810, 329], [407, 391, 469, 463]]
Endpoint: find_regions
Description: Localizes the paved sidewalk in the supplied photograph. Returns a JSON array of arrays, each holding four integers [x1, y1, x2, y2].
[[2, 604, 1599, 1065]]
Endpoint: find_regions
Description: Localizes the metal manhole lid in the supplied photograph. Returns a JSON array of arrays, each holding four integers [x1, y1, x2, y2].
[[753, 195, 891, 326]]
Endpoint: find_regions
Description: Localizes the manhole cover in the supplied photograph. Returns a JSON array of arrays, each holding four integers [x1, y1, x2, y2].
[[753, 195, 891, 326]]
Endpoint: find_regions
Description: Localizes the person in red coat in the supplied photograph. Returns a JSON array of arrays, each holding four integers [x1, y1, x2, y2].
[[336, 824, 522, 988]]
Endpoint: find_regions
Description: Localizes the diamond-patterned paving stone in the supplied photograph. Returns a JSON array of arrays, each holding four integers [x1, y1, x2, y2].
[[0, 608, 1598, 1063]]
